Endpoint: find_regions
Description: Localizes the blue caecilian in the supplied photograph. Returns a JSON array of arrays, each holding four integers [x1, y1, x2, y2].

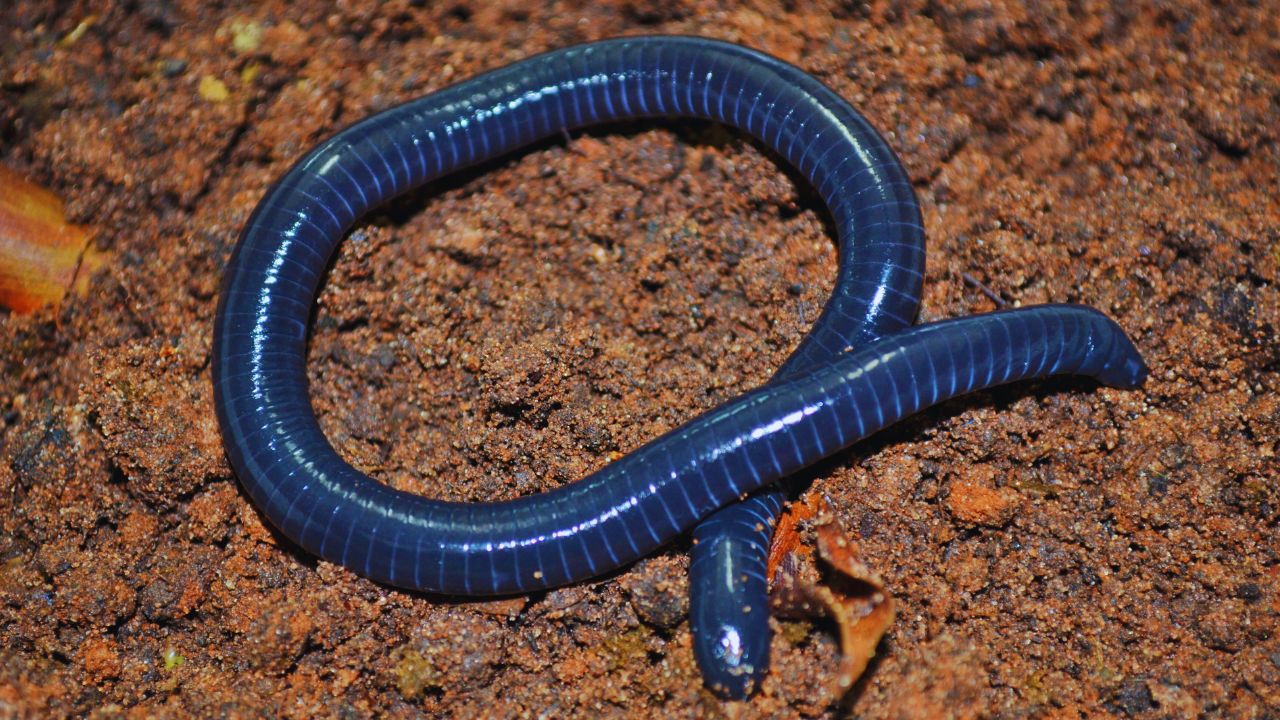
[[212, 36, 1148, 699]]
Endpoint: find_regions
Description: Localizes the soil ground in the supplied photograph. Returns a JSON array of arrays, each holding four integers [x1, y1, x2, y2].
[[1, 1, 1277, 717]]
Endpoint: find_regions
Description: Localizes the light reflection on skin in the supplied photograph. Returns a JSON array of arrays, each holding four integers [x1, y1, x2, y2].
[[717, 625, 745, 666]]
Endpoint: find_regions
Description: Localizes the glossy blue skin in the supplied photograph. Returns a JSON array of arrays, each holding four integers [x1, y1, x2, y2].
[[689, 489, 786, 697], [212, 36, 1148, 695]]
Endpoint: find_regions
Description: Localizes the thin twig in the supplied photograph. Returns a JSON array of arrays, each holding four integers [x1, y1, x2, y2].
[[962, 272, 1007, 307]]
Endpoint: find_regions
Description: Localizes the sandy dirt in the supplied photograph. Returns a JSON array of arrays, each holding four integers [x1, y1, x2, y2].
[[1, 1, 1277, 717]]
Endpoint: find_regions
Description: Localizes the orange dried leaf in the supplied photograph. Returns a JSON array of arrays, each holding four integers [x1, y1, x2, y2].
[[0, 164, 103, 313], [766, 490, 822, 579], [812, 517, 895, 692], [770, 495, 895, 699]]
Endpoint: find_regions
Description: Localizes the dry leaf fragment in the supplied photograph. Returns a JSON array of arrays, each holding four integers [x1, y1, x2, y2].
[[768, 494, 895, 699], [471, 596, 528, 619], [0, 164, 103, 313]]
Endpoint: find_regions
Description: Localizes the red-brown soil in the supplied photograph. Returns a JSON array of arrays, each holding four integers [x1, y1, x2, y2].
[[1, 2, 1276, 717]]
